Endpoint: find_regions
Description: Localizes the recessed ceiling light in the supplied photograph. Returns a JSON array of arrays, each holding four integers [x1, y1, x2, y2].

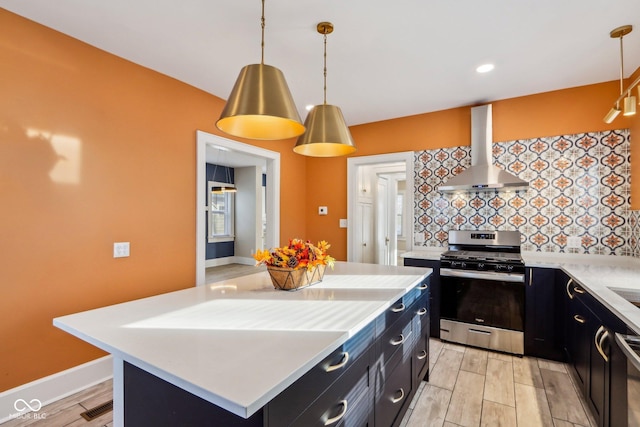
[[476, 63, 495, 73]]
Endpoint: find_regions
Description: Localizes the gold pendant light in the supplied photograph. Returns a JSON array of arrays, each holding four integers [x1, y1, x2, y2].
[[294, 22, 356, 157], [604, 25, 638, 122], [216, 0, 304, 140]]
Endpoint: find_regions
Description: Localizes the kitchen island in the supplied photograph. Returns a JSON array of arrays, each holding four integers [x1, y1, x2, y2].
[[54, 262, 431, 427]]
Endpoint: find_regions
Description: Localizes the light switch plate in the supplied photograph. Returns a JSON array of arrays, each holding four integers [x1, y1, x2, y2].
[[339, 219, 348, 228], [318, 206, 328, 215], [114, 242, 130, 258]]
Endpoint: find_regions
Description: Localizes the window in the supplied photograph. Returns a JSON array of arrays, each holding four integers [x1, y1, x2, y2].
[[208, 181, 235, 243]]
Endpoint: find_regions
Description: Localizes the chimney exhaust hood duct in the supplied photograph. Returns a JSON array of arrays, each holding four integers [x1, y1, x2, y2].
[[438, 104, 529, 193]]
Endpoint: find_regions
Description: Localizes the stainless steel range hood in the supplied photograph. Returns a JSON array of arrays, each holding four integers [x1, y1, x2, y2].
[[438, 104, 529, 193]]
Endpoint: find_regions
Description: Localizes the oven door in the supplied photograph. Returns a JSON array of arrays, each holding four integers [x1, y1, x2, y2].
[[440, 269, 525, 332]]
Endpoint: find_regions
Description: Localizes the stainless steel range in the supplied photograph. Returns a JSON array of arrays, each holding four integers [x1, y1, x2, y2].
[[439, 230, 525, 355]]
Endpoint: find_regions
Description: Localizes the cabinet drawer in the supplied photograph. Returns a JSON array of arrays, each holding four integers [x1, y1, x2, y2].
[[378, 311, 413, 368], [287, 347, 373, 427], [413, 319, 429, 374], [414, 291, 429, 327], [267, 323, 374, 425], [412, 290, 430, 377], [375, 351, 413, 427], [384, 280, 429, 328], [386, 296, 412, 326]]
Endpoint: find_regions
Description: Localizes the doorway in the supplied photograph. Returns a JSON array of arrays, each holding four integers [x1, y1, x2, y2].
[[347, 152, 414, 265], [195, 130, 280, 286]]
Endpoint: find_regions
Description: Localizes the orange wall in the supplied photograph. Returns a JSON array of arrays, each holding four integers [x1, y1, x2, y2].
[[305, 77, 639, 257], [0, 9, 307, 391]]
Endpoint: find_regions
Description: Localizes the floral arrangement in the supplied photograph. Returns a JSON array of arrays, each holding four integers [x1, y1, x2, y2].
[[253, 239, 335, 270]]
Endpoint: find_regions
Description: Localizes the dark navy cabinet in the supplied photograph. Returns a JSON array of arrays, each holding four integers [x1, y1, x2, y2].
[[373, 278, 430, 427], [403, 258, 440, 338], [559, 272, 628, 427], [524, 267, 564, 361]]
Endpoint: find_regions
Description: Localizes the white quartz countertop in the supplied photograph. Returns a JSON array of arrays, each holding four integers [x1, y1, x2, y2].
[[53, 262, 431, 418], [402, 248, 640, 335]]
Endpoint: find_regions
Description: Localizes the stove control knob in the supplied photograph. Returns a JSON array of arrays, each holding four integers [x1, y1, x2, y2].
[[460, 262, 467, 269], [478, 263, 485, 270], [507, 265, 514, 271], [496, 264, 505, 271]]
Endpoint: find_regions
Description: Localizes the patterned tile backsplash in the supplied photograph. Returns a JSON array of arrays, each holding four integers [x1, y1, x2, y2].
[[414, 129, 637, 256], [631, 210, 640, 258]]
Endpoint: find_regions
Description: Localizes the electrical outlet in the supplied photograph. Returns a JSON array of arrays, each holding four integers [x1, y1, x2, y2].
[[114, 242, 130, 258], [567, 236, 581, 249], [318, 206, 328, 215], [339, 219, 348, 228]]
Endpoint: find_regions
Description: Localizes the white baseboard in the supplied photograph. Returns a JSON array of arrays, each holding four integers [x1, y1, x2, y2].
[[205, 256, 255, 268], [232, 256, 255, 266], [205, 256, 234, 268], [0, 356, 113, 423]]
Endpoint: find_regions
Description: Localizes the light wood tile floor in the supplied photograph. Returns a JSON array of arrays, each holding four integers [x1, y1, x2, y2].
[[2, 342, 596, 427], [2, 379, 113, 427], [400, 339, 597, 427]]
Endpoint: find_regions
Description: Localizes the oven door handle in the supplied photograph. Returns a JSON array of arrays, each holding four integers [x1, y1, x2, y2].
[[440, 268, 524, 283], [615, 333, 640, 372]]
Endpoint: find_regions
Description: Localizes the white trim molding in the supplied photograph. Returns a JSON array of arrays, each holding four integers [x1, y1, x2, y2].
[[0, 356, 112, 423], [347, 152, 414, 262], [204, 256, 255, 269], [196, 130, 280, 286]]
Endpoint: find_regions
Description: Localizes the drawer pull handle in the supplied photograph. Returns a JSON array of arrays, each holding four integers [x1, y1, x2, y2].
[[417, 308, 427, 316], [325, 352, 350, 373], [573, 314, 586, 324], [574, 287, 585, 295], [391, 303, 406, 313], [391, 334, 405, 346], [417, 350, 427, 360], [566, 278, 574, 299], [391, 388, 405, 404], [595, 325, 610, 363], [418, 284, 428, 290], [324, 400, 348, 426]]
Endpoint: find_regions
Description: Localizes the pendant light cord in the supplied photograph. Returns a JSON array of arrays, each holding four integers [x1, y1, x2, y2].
[[260, 0, 265, 65], [618, 32, 624, 104], [323, 31, 328, 105]]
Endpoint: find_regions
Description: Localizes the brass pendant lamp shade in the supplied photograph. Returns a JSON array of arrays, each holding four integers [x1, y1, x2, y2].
[[217, 64, 304, 140], [294, 22, 356, 157], [294, 104, 356, 156], [215, 0, 304, 140]]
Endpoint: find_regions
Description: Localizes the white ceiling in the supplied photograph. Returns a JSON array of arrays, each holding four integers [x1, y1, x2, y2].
[[205, 143, 266, 169], [2, 0, 640, 128]]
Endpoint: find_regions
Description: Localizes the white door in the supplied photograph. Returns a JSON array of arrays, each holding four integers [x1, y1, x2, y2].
[[376, 176, 390, 265], [355, 202, 374, 263]]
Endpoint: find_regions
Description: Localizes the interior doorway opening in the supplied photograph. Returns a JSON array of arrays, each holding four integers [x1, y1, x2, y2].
[[195, 131, 280, 286], [347, 152, 414, 265]]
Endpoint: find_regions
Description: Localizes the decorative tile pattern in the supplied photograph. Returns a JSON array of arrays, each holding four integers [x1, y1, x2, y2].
[[414, 130, 631, 255], [631, 210, 640, 258]]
